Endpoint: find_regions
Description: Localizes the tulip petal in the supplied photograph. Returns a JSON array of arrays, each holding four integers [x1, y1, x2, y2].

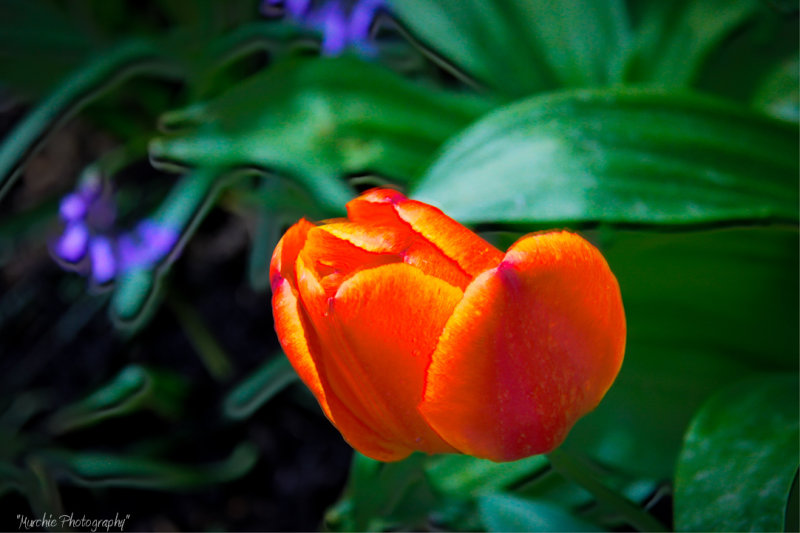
[[420, 231, 626, 461], [318, 220, 471, 290], [347, 189, 504, 283], [321, 221, 408, 254], [332, 263, 462, 454], [297, 257, 461, 457], [270, 218, 315, 287], [272, 276, 331, 419], [300, 225, 403, 294], [275, 269, 409, 461]]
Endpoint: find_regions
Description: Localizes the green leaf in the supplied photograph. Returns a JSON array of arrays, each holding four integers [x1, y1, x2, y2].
[[110, 167, 228, 331], [477, 492, 600, 532], [45, 365, 188, 434], [389, 0, 631, 97], [39, 442, 258, 490], [149, 55, 492, 213], [223, 355, 298, 420], [167, 291, 234, 381], [412, 88, 798, 225], [694, 5, 798, 114], [327, 452, 438, 531], [673, 374, 799, 531], [752, 54, 799, 123], [564, 225, 798, 478], [221, 175, 325, 291], [425, 453, 548, 496], [547, 449, 668, 532], [0, 39, 181, 203], [621, 0, 761, 87]]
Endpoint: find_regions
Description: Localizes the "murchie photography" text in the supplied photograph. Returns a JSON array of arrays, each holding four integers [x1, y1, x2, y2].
[[17, 512, 129, 532]]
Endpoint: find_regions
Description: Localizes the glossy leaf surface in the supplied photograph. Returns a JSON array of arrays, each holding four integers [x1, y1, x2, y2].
[[413, 89, 798, 225], [389, 0, 630, 97], [564, 226, 798, 477], [674, 375, 799, 531], [149, 55, 491, 212], [478, 492, 599, 532]]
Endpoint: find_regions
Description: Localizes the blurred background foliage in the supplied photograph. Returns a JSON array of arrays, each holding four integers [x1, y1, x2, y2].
[[0, 0, 797, 531]]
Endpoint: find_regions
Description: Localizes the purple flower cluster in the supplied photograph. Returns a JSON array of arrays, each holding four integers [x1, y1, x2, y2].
[[261, 0, 386, 55], [52, 176, 179, 285]]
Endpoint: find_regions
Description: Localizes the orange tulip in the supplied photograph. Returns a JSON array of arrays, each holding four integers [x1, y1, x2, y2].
[[270, 189, 625, 462]]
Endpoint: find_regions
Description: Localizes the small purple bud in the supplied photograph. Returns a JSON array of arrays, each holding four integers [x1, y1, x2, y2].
[[59, 193, 88, 222], [56, 222, 89, 263], [286, 0, 311, 18], [89, 236, 116, 284], [117, 233, 141, 269], [137, 220, 179, 258], [321, 2, 348, 55], [349, 0, 383, 43]]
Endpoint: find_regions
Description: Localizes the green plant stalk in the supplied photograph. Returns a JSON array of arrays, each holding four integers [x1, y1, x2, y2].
[[223, 355, 298, 420], [166, 290, 234, 381], [547, 448, 668, 532], [0, 39, 183, 202]]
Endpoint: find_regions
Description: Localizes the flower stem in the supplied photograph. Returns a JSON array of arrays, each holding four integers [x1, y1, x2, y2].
[[547, 448, 668, 532]]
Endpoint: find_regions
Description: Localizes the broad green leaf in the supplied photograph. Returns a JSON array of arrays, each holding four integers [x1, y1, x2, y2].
[[565, 226, 798, 477], [412, 89, 798, 225], [694, 5, 798, 115], [674, 374, 799, 532], [753, 54, 800, 123], [149, 55, 492, 213], [389, 0, 630, 97], [621, 0, 760, 87], [38, 442, 258, 490], [223, 355, 298, 420], [477, 492, 599, 532]]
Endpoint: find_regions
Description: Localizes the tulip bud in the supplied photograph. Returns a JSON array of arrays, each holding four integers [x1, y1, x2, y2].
[[270, 189, 625, 462]]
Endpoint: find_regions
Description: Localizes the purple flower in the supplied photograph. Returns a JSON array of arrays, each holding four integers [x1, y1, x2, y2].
[[261, 0, 386, 56], [56, 222, 89, 263], [52, 177, 181, 285], [319, 2, 348, 55], [118, 220, 180, 270], [59, 193, 88, 222], [89, 236, 116, 284], [348, 0, 383, 46], [286, 0, 312, 18]]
